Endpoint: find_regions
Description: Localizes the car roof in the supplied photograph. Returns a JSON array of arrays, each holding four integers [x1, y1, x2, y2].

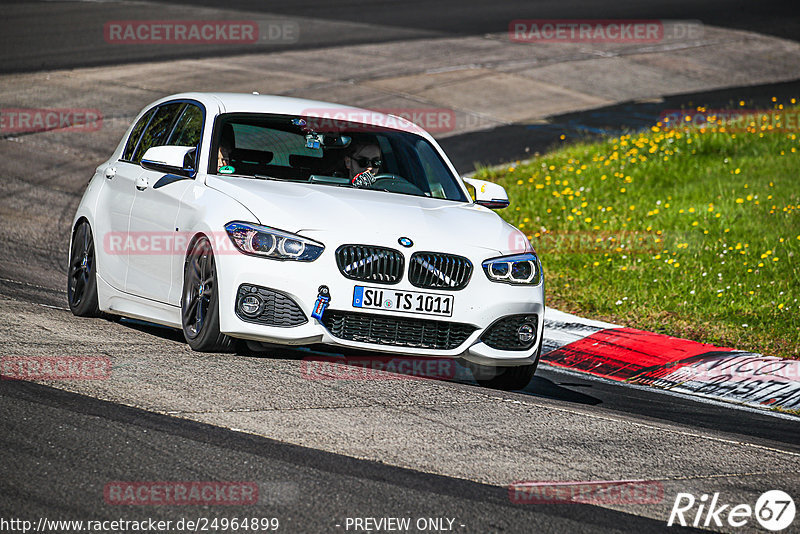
[[154, 92, 431, 138]]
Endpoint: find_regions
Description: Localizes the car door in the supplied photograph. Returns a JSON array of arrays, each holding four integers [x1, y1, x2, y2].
[[94, 106, 156, 292], [126, 101, 204, 304]]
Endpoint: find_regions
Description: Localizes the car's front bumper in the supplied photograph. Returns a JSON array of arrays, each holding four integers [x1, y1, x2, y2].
[[215, 247, 544, 367]]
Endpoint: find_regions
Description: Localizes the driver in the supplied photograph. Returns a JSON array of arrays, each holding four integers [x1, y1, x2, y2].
[[345, 139, 382, 187], [217, 123, 235, 170]]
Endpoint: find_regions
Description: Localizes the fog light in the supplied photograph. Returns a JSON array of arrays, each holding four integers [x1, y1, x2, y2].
[[517, 323, 535, 344], [239, 294, 263, 317]]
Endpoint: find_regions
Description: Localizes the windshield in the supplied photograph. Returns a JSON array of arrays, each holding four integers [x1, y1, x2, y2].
[[209, 113, 468, 202]]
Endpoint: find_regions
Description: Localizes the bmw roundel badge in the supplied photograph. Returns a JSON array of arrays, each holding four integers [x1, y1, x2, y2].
[[398, 237, 413, 248]]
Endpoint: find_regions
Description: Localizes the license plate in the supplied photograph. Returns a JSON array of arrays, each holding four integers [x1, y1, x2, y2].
[[352, 286, 454, 317]]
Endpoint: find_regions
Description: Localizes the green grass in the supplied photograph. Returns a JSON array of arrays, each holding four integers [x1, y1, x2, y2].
[[474, 105, 800, 358]]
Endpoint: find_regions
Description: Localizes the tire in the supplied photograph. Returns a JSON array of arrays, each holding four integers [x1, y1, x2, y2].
[[67, 220, 101, 317], [181, 237, 233, 352], [469, 345, 541, 390]]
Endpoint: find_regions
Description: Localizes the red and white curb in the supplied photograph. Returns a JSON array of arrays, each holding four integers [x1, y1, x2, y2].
[[541, 309, 800, 412]]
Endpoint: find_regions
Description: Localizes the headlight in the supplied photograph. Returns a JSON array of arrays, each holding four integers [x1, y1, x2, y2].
[[225, 221, 324, 261], [482, 253, 542, 285]]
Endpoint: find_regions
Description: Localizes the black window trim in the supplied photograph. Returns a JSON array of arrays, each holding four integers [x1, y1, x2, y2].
[[120, 99, 207, 169]]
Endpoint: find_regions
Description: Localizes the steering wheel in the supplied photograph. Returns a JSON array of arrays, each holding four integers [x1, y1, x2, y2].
[[370, 173, 426, 196]]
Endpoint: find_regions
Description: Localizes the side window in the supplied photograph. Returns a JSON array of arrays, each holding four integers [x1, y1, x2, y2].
[[132, 102, 186, 164], [168, 105, 203, 147], [121, 108, 156, 162]]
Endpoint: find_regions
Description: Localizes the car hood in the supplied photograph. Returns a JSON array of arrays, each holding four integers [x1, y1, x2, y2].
[[206, 175, 529, 255]]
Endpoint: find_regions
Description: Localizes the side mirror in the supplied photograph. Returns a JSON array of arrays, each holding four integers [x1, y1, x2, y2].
[[140, 146, 197, 177], [462, 177, 510, 209]]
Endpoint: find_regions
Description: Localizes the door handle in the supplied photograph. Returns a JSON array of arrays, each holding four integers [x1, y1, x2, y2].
[[135, 176, 149, 191], [104, 166, 116, 179]]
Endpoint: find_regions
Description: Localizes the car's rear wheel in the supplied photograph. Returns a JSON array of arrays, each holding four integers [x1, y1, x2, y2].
[[181, 237, 233, 352], [67, 220, 100, 317], [468, 345, 541, 390]]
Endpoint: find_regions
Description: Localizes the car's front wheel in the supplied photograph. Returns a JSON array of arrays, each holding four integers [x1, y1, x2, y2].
[[181, 237, 233, 352], [67, 220, 100, 317]]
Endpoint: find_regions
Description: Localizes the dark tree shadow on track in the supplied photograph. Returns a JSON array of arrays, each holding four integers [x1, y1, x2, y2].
[[517, 376, 602, 406]]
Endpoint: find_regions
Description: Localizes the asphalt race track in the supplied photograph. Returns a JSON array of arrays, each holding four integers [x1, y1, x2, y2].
[[3, 0, 800, 72], [1, 2, 799, 533]]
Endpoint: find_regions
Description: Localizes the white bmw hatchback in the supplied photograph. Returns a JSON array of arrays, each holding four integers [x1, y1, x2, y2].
[[69, 93, 544, 389]]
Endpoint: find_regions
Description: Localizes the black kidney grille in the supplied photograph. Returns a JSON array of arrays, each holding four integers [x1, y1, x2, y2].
[[321, 310, 476, 350], [481, 314, 538, 350], [408, 252, 473, 290], [336, 245, 404, 284]]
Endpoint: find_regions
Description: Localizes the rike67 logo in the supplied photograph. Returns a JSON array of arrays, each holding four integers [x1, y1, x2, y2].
[[668, 490, 795, 531]]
